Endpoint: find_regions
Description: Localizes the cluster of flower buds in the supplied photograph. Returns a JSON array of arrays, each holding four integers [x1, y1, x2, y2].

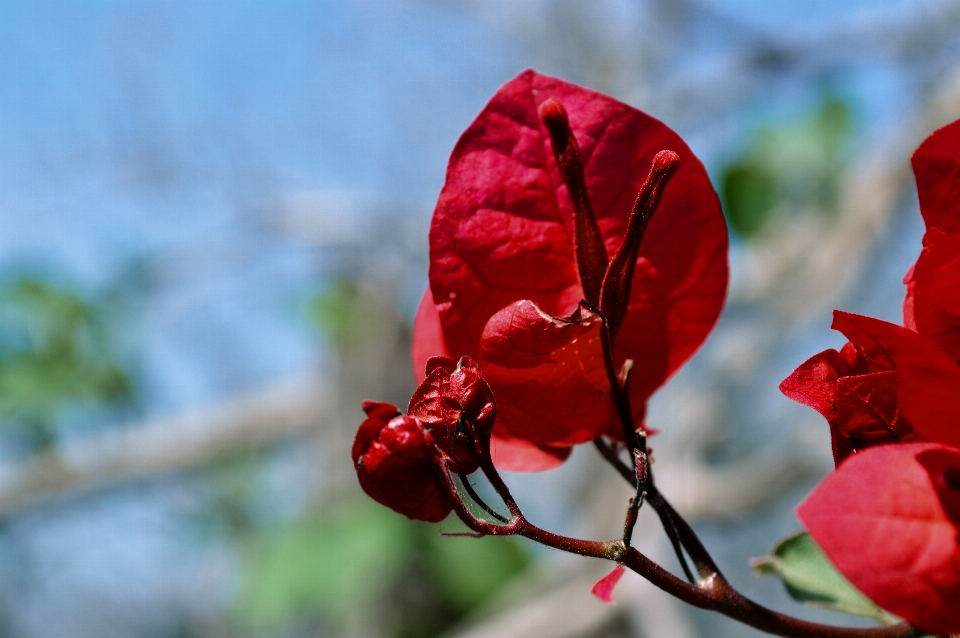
[[352, 356, 495, 522]]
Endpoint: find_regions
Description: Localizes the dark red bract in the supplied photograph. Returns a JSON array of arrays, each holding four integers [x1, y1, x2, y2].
[[407, 355, 495, 474], [352, 401, 453, 523], [413, 69, 728, 470], [779, 311, 923, 464]]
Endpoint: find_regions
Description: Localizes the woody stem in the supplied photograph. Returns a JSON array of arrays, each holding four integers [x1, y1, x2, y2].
[[443, 467, 920, 636], [586, 290, 924, 635], [433, 434, 920, 636]]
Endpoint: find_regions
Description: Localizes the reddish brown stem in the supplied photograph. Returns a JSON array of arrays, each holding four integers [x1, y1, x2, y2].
[[434, 432, 919, 637], [594, 437, 699, 582], [621, 449, 647, 548], [620, 548, 920, 638], [586, 254, 921, 636]]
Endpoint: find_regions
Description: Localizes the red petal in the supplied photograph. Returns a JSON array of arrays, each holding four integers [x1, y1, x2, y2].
[[429, 69, 727, 414], [489, 425, 572, 472], [798, 443, 960, 633], [912, 119, 960, 234], [892, 327, 960, 448], [912, 229, 960, 361], [591, 565, 626, 604], [479, 300, 613, 447], [412, 289, 451, 384]]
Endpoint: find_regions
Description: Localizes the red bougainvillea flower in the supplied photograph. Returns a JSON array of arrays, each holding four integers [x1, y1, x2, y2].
[[793, 316, 960, 633], [413, 69, 728, 470], [790, 118, 960, 633], [799, 442, 960, 634], [779, 311, 923, 464], [352, 401, 453, 522]]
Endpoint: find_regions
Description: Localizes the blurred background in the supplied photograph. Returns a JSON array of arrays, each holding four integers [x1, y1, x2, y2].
[[1, 1, 959, 636]]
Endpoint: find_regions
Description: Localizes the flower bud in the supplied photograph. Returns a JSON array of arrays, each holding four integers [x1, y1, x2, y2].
[[539, 97, 608, 305], [600, 150, 681, 340], [352, 402, 454, 522], [408, 356, 497, 473]]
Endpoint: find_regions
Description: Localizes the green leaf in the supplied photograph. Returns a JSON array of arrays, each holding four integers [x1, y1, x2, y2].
[[720, 160, 779, 238], [234, 500, 414, 631], [751, 531, 897, 624], [425, 531, 530, 614], [308, 279, 379, 348], [0, 276, 134, 442]]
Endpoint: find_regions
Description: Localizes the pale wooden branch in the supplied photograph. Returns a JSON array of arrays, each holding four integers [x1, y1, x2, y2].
[[0, 376, 329, 517]]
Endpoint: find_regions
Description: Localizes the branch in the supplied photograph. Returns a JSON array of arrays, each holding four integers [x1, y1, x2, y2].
[[619, 548, 920, 638], [445, 439, 919, 638], [0, 376, 328, 516]]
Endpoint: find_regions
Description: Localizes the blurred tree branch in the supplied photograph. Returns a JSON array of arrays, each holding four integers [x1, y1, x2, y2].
[[0, 376, 328, 517]]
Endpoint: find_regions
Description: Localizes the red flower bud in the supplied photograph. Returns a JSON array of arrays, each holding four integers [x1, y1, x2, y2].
[[408, 355, 496, 473], [352, 401, 454, 523], [539, 97, 608, 305], [600, 150, 681, 340]]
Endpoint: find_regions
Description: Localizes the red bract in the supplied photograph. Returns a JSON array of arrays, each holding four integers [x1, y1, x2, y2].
[[910, 119, 960, 235], [407, 355, 495, 474], [479, 301, 613, 447], [792, 118, 960, 633], [413, 69, 728, 470], [905, 120, 960, 360], [779, 311, 922, 464], [798, 443, 960, 634], [352, 401, 453, 523]]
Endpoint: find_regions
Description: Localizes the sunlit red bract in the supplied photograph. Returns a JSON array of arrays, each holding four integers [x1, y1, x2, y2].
[[779, 311, 922, 464], [787, 118, 960, 633], [905, 119, 960, 360], [799, 443, 960, 634], [413, 69, 728, 470]]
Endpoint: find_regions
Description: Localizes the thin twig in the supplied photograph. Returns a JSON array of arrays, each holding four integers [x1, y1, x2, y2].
[[593, 438, 697, 582], [458, 473, 509, 523], [437, 433, 920, 637], [621, 449, 647, 547]]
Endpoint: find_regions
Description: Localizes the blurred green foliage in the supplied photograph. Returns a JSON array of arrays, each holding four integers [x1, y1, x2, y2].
[[309, 279, 376, 349], [235, 499, 531, 638], [0, 277, 134, 446], [720, 96, 853, 238]]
